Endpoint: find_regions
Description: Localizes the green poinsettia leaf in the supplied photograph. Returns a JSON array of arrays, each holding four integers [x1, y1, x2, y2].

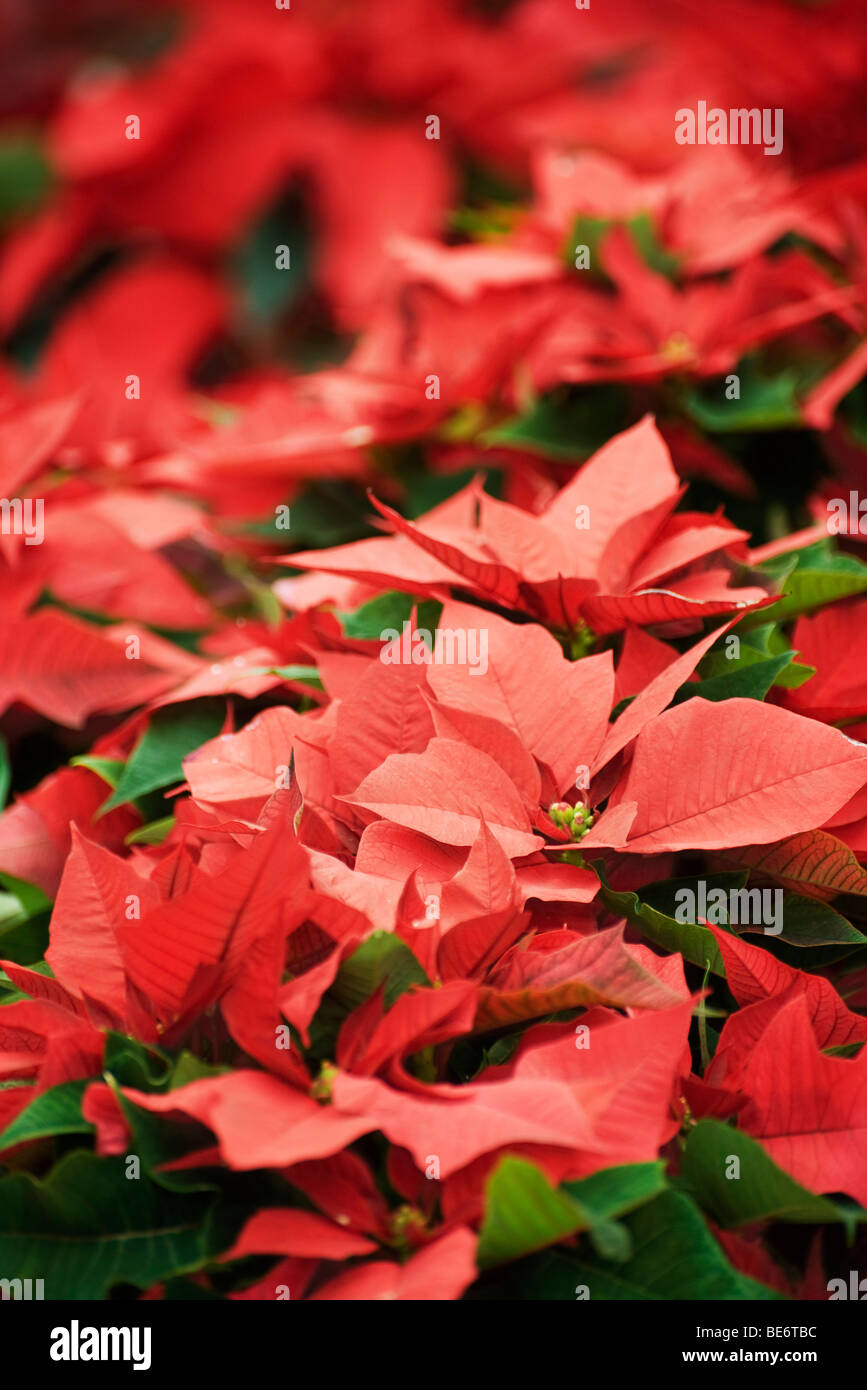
[[0, 1151, 218, 1298]]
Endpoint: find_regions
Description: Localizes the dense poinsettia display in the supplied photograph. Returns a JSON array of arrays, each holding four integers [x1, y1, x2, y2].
[[1, 0, 867, 1303]]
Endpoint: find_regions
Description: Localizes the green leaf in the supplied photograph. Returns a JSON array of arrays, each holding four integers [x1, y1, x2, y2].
[[682, 360, 805, 433], [101, 700, 225, 812], [624, 211, 683, 278], [102, 1043, 239, 1186], [125, 816, 176, 846], [477, 1157, 602, 1268], [483, 385, 628, 461], [338, 591, 442, 643], [487, 1191, 782, 1300], [748, 541, 867, 626], [108, 1093, 219, 1191], [561, 1162, 670, 1222], [328, 930, 429, 1013], [0, 975, 26, 1003], [562, 212, 680, 281], [583, 1218, 632, 1263], [561, 212, 612, 276], [404, 461, 497, 518], [0, 136, 53, 225], [0, 873, 52, 965], [755, 893, 867, 948], [69, 755, 125, 788], [448, 204, 520, 240], [168, 1051, 233, 1090], [0, 917, 49, 965], [446, 1030, 522, 1083], [750, 624, 816, 687], [0, 890, 38, 934], [102, 1033, 171, 1091], [232, 189, 311, 326], [674, 651, 795, 703], [0, 1080, 93, 1151], [0, 1151, 217, 1298], [697, 626, 816, 693], [0, 873, 51, 920], [773, 661, 816, 689], [595, 869, 727, 975], [0, 735, 9, 810], [766, 655, 816, 689], [478, 1156, 667, 1269], [272, 480, 375, 549], [267, 665, 324, 690], [679, 1120, 864, 1230]]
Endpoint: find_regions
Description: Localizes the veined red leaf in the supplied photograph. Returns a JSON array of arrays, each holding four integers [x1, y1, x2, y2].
[[736, 994, 867, 1207], [0, 610, 175, 727], [718, 829, 867, 901], [475, 924, 687, 1029], [617, 699, 867, 852], [429, 599, 614, 794], [226, 1209, 376, 1261], [343, 737, 541, 858]]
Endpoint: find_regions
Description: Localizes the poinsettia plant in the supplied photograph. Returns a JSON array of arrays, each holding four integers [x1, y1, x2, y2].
[[1, 0, 867, 1305]]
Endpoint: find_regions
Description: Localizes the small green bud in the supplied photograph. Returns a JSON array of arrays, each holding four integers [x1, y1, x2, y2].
[[312, 1060, 338, 1103]]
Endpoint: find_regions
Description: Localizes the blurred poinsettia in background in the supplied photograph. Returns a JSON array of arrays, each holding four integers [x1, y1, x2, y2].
[[1, 0, 867, 1306]]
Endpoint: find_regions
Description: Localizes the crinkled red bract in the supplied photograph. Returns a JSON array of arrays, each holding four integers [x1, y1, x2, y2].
[[1, 0, 867, 1305]]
